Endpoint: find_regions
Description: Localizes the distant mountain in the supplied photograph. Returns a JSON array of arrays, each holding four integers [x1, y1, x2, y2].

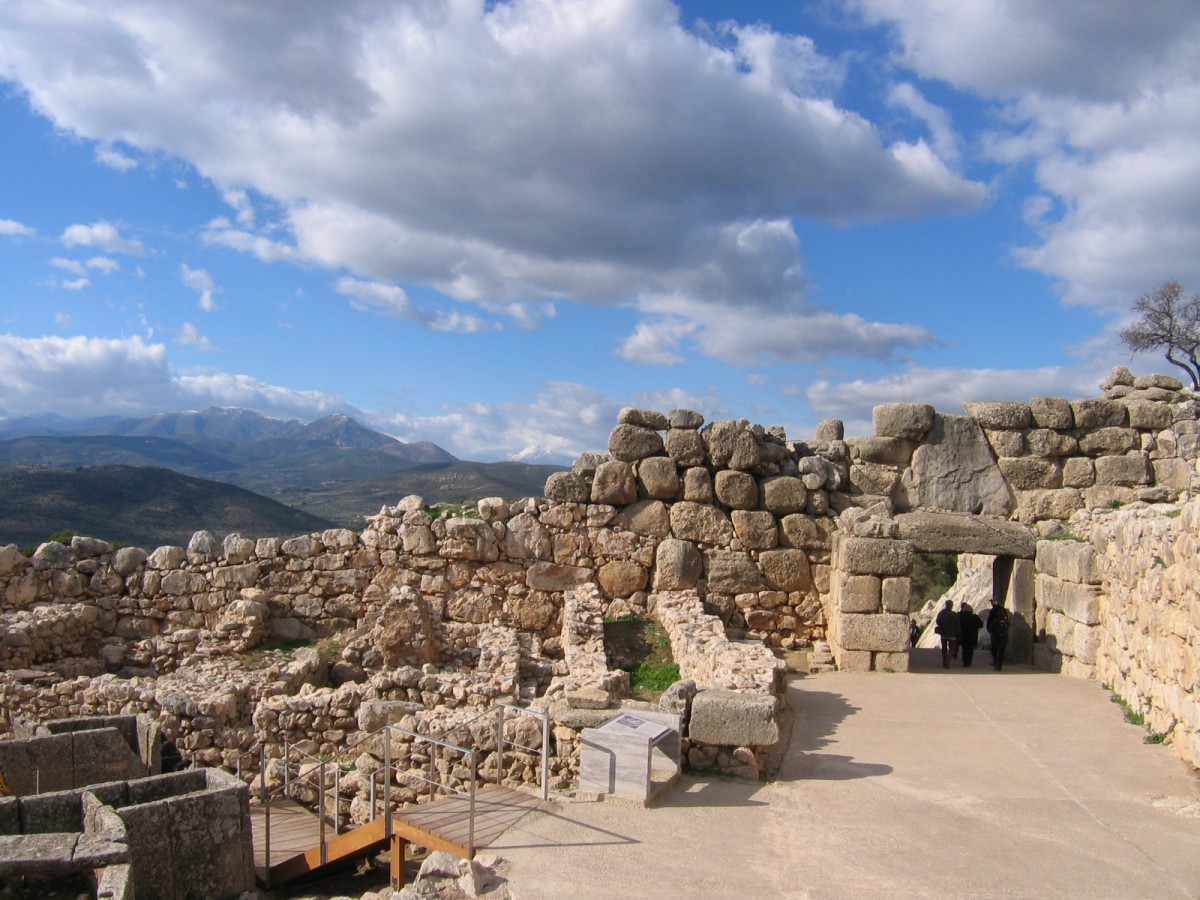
[[0, 408, 566, 541], [0, 465, 336, 550], [507, 446, 577, 466]]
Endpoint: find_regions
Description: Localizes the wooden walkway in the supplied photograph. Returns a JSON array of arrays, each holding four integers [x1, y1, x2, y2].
[[250, 785, 543, 886]]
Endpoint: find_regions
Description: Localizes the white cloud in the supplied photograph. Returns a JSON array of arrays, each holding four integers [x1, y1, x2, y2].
[[0, 218, 35, 237], [177, 321, 218, 352], [60, 277, 90, 291], [54, 313, 74, 328], [50, 257, 86, 276], [853, 0, 1200, 311], [334, 276, 492, 334], [86, 256, 119, 275], [0, 0, 985, 370], [60, 220, 145, 255], [180, 264, 218, 311], [0, 334, 352, 422], [95, 144, 137, 170], [887, 82, 960, 163]]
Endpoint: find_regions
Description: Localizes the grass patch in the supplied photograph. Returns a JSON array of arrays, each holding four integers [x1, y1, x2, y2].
[[603, 616, 678, 702]]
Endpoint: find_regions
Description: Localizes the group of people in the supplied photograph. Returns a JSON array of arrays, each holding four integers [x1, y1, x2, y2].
[[925, 597, 1011, 671]]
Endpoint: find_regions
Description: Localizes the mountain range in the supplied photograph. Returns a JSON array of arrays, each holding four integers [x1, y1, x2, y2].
[[0, 408, 565, 549]]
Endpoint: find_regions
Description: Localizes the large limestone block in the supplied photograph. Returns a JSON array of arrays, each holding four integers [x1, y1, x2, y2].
[[1035, 540, 1097, 583], [984, 429, 1024, 458], [1062, 459, 1095, 488], [1058, 580, 1102, 625], [714, 470, 759, 510], [881, 577, 911, 614], [1152, 457, 1193, 490], [837, 536, 914, 576], [896, 414, 1015, 517], [999, 457, 1062, 490], [838, 574, 881, 613], [440, 518, 500, 561], [760, 476, 807, 515], [665, 428, 707, 466], [669, 408, 705, 429], [779, 514, 833, 550], [501, 512, 553, 560], [704, 550, 765, 593], [873, 403, 935, 440], [682, 467, 714, 503], [964, 401, 1032, 430], [636, 456, 680, 500], [1030, 396, 1074, 429], [758, 549, 812, 592], [797, 455, 842, 490], [849, 461, 902, 497], [1124, 400, 1173, 430], [653, 538, 704, 590], [608, 423, 665, 462], [618, 407, 669, 430], [112, 547, 148, 577], [705, 420, 761, 469], [669, 501, 734, 545], [31, 541, 76, 570], [1135, 373, 1184, 390], [527, 562, 591, 591], [1094, 455, 1151, 487], [731, 510, 779, 550], [1072, 399, 1128, 429], [1081, 485, 1136, 508], [689, 689, 779, 747], [1079, 427, 1138, 456], [851, 437, 916, 466], [615, 499, 671, 538], [1026, 428, 1078, 458], [591, 460, 638, 505], [838, 612, 910, 652], [598, 560, 648, 597]]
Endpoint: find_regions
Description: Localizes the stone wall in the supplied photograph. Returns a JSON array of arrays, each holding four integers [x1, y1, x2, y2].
[[1033, 499, 1200, 770]]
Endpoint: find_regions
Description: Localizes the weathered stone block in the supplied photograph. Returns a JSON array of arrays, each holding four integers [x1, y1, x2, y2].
[[591, 460, 638, 506], [881, 577, 911, 614], [544, 471, 590, 503], [839, 574, 881, 613], [999, 457, 1062, 490], [759, 476, 807, 515], [873, 403, 935, 440], [1072, 399, 1128, 429], [851, 437, 915, 466], [682, 467, 714, 503], [731, 510, 778, 550], [1094, 455, 1151, 487], [1125, 400, 1173, 430], [894, 511, 1035, 558], [527, 562, 590, 592], [875, 651, 910, 672], [688, 689, 779, 747], [1062, 458, 1095, 488], [653, 539, 704, 591], [705, 420, 761, 469], [984, 429, 1024, 458], [618, 407, 669, 430], [965, 401, 1031, 430], [669, 501, 733, 546], [669, 408, 705, 429], [758, 549, 812, 592], [1030, 397, 1074, 429], [704, 551, 765, 593], [849, 462, 901, 497], [837, 536, 913, 576], [1079, 427, 1138, 456], [598, 560, 648, 597], [1026, 428, 1078, 458], [836, 649, 873, 672], [895, 414, 1015, 517], [779, 514, 833, 550], [665, 428, 707, 467], [714, 470, 759, 510], [636, 456, 679, 500], [838, 612, 910, 652], [608, 423, 665, 462]]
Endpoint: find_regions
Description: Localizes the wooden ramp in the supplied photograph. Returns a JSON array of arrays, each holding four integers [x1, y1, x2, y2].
[[251, 785, 542, 888]]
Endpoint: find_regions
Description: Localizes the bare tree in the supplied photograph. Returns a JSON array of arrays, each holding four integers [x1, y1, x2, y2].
[[1120, 280, 1200, 389]]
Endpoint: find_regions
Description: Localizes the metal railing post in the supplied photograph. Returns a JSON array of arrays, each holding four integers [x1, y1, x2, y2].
[[467, 750, 477, 857], [428, 741, 437, 800], [540, 711, 550, 801], [383, 729, 392, 837], [318, 760, 328, 866], [261, 760, 272, 890], [283, 737, 291, 798], [369, 770, 377, 820], [334, 766, 341, 834], [495, 705, 505, 786]]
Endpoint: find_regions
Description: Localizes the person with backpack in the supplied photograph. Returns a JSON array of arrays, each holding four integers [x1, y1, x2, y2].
[[987, 597, 1011, 671]]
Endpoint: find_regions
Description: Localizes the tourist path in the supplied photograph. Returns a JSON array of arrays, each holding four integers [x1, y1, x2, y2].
[[494, 649, 1200, 899]]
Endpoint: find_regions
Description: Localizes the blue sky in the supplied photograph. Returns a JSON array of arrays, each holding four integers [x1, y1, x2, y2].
[[2, 0, 1198, 462]]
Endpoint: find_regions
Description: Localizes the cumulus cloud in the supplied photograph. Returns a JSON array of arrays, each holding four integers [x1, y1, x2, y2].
[[853, 0, 1200, 311], [0, 0, 985, 369], [95, 144, 137, 170], [0, 334, 353, 422], [180, 264, 218, 311], [60, 220, 145, 255], [334, 276, 492, 333], [0, 218, 35, 237]]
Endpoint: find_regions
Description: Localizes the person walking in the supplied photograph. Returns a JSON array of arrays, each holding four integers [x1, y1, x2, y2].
[[958, 601, 983, 667], [987, 597, 1011, 671], [934, 599, 961, 669]]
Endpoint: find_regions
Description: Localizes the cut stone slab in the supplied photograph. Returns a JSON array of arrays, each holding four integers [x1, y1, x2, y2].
[[689, 689, 779, 747], [894, 510, 1036, 558]]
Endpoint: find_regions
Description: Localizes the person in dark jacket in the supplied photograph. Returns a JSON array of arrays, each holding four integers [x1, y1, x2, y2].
[[934, 599, 961, 669], [958, 601, 984, 667], [987, 597, 1011, 671]]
